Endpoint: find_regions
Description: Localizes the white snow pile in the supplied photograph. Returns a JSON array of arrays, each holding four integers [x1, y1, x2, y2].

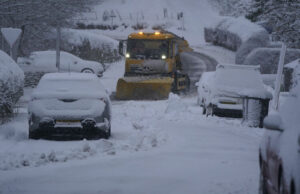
[[62, 29, 119, 50], [205, 17, 268, 51], [0, 50, 24, 115], [18, 50, 104, 74], [243, 48, 300, 74], [165, 93, 187, 114]]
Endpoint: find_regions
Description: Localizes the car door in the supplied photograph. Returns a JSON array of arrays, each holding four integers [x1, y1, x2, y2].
[[265, 129, 282, 193]]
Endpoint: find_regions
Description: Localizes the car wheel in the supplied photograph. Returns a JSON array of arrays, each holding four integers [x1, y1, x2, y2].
[[81, 68, 94, 74], [28, 131, 39, 140], [103, 127, 111, 139], [202, 106, 206, 115], [279, 174, 285, 194], [259, 169, 268, 194], [206, 104, 214, 117]]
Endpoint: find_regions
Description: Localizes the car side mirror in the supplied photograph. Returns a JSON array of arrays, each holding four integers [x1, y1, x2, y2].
[[263, 113, 284, 132]]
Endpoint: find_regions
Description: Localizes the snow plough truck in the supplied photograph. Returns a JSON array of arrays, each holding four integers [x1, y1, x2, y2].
[[116, 31, 193, 100]]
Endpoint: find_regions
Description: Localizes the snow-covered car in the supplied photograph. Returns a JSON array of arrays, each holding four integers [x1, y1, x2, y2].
[[19, 51, 104, 77], [196, 71, 215, 114], [0, 50, 24, 116], [259, 84, 300, 194], [197, 64, 271, 117], [28, 73, 111, 139]]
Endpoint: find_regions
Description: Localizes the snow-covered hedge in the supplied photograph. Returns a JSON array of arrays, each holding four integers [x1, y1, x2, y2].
[[243, 48, 300, 74], [235, 32, 269, 64], [0, 50, 24, 118], [61, 29, 121, 64], [204, 17, 267, 51]]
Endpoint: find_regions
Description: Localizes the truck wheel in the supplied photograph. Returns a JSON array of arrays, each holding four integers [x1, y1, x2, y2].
[[29, 131, 39, 140]]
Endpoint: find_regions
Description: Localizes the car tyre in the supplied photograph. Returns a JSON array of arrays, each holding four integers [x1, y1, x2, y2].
[[202, 106, 206, 115], [28, 131, 39, 140], [279, 174, 285, 194], [103, 127, 111, 139], [259, 169, 268, 194], [81, 68, 94, 74], [206, 104, 214, 117]]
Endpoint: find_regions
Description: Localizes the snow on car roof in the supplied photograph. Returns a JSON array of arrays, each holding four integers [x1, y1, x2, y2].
[[214, 64, 272, 99], [42, 72, 99, 81], [32, 73, 107, 99]]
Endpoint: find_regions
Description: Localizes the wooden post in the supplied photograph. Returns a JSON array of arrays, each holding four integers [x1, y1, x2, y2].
[[273, 43, 287, 110], [56, 25, 61, 72]]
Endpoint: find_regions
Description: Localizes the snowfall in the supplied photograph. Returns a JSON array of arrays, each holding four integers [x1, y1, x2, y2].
[[0, 0, 274, 194]]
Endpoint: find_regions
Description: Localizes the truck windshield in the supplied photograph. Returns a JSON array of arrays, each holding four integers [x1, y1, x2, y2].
[[127, 39, 169, 60]]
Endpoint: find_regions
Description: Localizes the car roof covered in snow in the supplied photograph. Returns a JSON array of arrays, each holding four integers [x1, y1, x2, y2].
[[32, 73, 107, 99], [214, 64, 272, 99]]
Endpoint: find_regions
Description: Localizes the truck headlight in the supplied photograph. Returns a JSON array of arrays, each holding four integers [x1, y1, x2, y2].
[[126, 53, 130, 58], [161, 54, 166, 60]]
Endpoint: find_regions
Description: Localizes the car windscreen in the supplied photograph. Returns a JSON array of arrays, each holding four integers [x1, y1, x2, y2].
[[127, 39, 169, 60]]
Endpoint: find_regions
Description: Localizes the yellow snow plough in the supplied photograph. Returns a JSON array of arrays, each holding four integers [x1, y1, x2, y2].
[[116, 31, 192, 100]]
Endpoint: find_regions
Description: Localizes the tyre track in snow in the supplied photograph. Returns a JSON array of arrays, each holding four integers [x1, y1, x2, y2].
[[180, 51, 218, 91]]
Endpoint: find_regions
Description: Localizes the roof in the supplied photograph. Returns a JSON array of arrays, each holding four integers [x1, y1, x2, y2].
[[41, 72, 98, 81], [285, 58, 300, 69], [217, 63, 260, 71], [128, 32, 175, 40]]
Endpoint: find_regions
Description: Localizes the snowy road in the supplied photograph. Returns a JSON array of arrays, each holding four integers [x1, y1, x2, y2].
[[0, 94, 263, 194], [181, 51, 218, 90]]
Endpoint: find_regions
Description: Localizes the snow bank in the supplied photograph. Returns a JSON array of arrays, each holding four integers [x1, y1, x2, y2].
[[205, 17, 268, 51], [243, 48, 300, 74], [62, 29, 118, 50], [0, 50, 24, 116], [165, 93, 187, 114]]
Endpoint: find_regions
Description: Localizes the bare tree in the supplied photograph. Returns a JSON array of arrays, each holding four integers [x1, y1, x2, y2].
[[0, 0, 102, 56]]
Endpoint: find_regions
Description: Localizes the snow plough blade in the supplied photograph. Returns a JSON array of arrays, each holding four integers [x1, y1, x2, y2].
[[116, 77, 174, 100]]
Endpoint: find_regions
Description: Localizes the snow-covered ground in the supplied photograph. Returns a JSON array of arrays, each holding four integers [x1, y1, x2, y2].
[[0, 56, 264, 193], [0, 1, 269, 193]]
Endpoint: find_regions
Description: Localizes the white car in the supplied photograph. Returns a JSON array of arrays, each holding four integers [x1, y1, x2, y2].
[[196, 64, 271, 117], [19, 51, 104, 76], [28, 73, 111, 139], [259, 83, 300, 194], [196, 71, 215, 114]]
